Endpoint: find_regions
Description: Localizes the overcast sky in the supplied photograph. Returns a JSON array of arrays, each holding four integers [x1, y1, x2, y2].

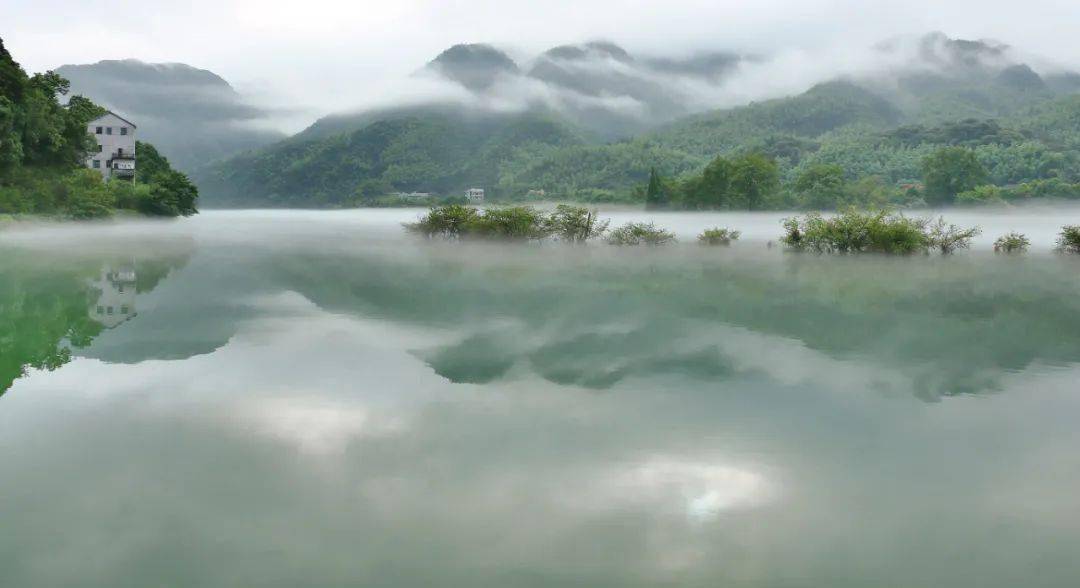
[[5, 0, 1080, 123]]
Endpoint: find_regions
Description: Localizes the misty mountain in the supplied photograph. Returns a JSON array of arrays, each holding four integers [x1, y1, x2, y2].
[[198, 108, 585, 206], [425, 44, 520, 91], [56, 59, 285, 172], [199, 33, 1080, 207]]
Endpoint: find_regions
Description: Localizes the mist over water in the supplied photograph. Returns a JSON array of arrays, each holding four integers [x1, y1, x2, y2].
[[3, 209, 1080, 587]]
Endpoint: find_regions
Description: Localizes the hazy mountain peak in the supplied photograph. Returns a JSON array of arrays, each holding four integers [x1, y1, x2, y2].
[[426, 43, 519, 91], [542, 41, 634, 63], [58, 59, 236, 93], [997, 63, 1047, 91], [54, 58, 283, 171]]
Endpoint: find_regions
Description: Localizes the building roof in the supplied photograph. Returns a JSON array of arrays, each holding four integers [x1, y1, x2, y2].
[[89, 110, 137, 128]]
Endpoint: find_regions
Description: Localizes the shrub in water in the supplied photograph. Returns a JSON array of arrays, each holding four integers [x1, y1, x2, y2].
[[781, 209, 930, 254], [468, 206, 551, 240], [544, 205, 609, 243], [926, 218, 981, 255], [993, 232, 1030, 254], [404, 204, 480, 238], [406, 204, 610, 242], [697, 227, 741, 246], [1057, 225, 1080, 254], [607, 222, 676, 246]]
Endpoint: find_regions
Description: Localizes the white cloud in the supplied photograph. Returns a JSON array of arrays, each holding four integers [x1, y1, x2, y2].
[[4, 0, 1079, 131]]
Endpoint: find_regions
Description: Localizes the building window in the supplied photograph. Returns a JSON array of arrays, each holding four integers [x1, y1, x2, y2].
[[95, 126, 103, 134], [120, 305, 129, 314], [97, 144, 103, 152], [96, 306, 104, 315], [120, 127, 127, 136], [92, 159, 100, 169], [107, 307, 114, 315], [118, 284, 124, 293], [117, 148, 124, 156], [106, 127, 112, 135]]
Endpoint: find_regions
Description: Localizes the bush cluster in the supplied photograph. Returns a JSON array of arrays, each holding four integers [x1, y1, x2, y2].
[[993, 232, 1031, 254], [781, 209, 980, 255], [606, 222, 677, 246], [697, 227, 741, 246], [405, 204, 608, 242], [1057, 226, 1080, 254]]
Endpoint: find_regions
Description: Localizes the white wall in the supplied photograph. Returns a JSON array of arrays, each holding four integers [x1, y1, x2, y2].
[[85, 112, 136, 180]]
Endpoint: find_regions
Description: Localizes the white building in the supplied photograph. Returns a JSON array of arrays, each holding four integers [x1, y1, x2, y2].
[[465, 188, 485, 203], [85, 111, 136, 180], [88, 265, 137, 329]]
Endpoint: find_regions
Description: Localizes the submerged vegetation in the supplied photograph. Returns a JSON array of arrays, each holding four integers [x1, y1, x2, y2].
[[697, 227, 741, 246], [0, 37, 197, 219], [406, 204, 609, 242], [780, 209, 979, 255], [993, 232, 1031, 254], [407, 204, 1080, 255], [1057, 226, 1080, 254], [606, 222, 676, 246]]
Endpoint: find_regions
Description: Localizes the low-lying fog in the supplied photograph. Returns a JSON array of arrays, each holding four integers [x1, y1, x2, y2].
[[2, 207, 1080, 587]]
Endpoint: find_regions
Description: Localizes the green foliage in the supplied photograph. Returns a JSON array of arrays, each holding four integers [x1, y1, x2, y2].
[[407, 204, 614, 243], [644, 167, 667, 209], [643, 152, 782, 211], [793, 163, 848, 209], [59, 168, 116, 219], [781, 209, 940, 255], [730, 153, 780, 210], [993, 232, 1031, 254], [680, 155, 733, 209], [1057, 226, 1080, 254], [404, 204, 481, 238], [203, 58, 1080, 211], [468, 206, 552, 240], [885, 119, 1025, 148], [607, 222, 676, 246], [955, 184, 1006, 206], [921, 147, 990, 205], [543, 205, 609, 243], [697, 227, 740, 246], [926, 218, 981, 254], [0, 39, 196, 219]]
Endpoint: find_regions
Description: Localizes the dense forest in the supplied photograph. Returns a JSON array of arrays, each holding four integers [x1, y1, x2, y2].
[[196, 34, 1080, 210], [0, 37, 198, 219]]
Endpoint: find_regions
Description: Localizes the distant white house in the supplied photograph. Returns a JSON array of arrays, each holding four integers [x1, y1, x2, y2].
[[85, 111, 136, 180], [88, 265, 137, 329], [465, 188, 485, 203]]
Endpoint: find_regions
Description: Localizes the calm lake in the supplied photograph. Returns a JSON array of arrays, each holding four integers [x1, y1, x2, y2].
[[3, 207, 1080, 587]]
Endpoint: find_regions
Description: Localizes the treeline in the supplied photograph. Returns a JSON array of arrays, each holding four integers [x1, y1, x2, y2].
[[639, 143, 1080, 211], [0, 37, 197, 219], [406, 204, 1080, 257]]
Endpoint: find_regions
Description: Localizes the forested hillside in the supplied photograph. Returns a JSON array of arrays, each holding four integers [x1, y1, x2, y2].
[[199, 33, 1080, 209], [0, 37, 198, 218]]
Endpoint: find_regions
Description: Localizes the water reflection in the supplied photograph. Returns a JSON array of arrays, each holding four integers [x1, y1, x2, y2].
[[0, 244, 192, 395], [88, 264, 138, 328], [3, 214, 1080, 586]]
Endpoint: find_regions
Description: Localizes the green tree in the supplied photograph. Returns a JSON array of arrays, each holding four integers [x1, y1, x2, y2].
[[921, 147, 990, 206], [794, 163, 848, 209], [730, 153, 780, 210], [644, 167, 668, 209], [59, 168, 116, 219], [682, 156, 734, 209]]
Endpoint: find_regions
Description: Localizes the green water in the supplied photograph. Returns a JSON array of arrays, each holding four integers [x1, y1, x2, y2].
[[3, 210, 1080, 587]]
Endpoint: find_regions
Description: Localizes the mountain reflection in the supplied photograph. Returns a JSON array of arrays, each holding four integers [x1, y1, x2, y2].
[[0, 249, 191, 395]]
